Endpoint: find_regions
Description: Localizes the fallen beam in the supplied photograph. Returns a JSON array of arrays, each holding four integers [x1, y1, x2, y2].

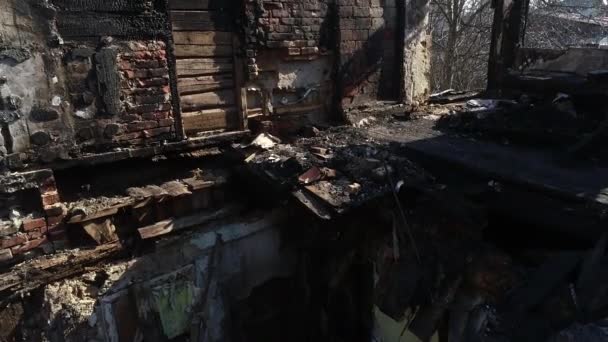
[[0, 243, 125, 305], [138, 205, 237, 239]]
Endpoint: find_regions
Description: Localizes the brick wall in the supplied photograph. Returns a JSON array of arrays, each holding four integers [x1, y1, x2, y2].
[[243, 0, 335, 132], [115, 41, 174, 146], [0, 1, 176, 171], [246, 0, 330, 53], [64, 40, 175, 150], [245, 0, 333, 80], [0, 171, 61, 263], [338, 0, 401, 108]]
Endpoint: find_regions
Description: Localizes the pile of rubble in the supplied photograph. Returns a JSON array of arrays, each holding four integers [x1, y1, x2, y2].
[[238, 127, 433, 219]]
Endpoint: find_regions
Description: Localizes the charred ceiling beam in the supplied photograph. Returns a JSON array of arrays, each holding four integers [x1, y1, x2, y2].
[[51, 0, 152, 12], [56, 13, 167, 38]]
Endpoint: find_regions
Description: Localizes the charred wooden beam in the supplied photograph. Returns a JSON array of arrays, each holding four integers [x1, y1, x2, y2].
[[0, 242, 125, 305]]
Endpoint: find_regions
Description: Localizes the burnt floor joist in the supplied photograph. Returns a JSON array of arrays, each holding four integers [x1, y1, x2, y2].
[[367, 120, 608, 242]]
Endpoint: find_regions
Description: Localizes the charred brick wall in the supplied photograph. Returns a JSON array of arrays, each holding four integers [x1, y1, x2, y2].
[[338, 0, 402, 109], [114, 41, 174, 145], [0, 0, 174, 172], [66, 41, 174, 149], [243, 0, 335, 134], [0, 170, 62, 262], [244, 0, 331, 60]]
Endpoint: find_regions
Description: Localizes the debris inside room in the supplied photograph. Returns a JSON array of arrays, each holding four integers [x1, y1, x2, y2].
[[1, 0, 607, 341]]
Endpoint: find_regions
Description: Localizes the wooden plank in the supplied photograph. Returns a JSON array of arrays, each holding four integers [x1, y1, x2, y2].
[[180, 90, 236, 110], [275, 104, 323, 115], [83, 218, 119, 245], [0, 243, 123, 303], [176, 58, 233, 68], [182, 108, 238, 132], [172, 31, 233, 45], [178, 79, 234, 94], [177, 65, 233, 76], [176, 58, 233, 76], [232, 34, 247, 130], [178, 74, 232, 86], [138, 206, 235, 240], [174, 44, 233, 57], [178, 75, 234, 94], [169, 0, 236, 10], [171, 20, 232, 32], [170, 11, 233, 31]]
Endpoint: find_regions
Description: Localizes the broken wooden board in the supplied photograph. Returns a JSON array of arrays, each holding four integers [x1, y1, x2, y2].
[[68, 201, 132, 224], [304, 181, 351, 208], [0, 243, 124, 304], [161, 181, 192, 197], [138, 206, 236, 240], [292, 189, 332, 220], [83, 218, 119, 245]]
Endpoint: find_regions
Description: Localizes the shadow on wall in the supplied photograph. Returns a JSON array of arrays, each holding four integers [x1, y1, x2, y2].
[[339, 0, 431, 108], [340, 26, 393, 107]]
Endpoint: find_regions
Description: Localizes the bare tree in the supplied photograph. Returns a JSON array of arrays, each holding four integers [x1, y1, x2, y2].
[[524, 0, 608, 49], [429, 0, 493, 91]]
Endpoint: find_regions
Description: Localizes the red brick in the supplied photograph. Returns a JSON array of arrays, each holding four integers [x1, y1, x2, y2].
[[114, 131, 144, 142], [135, 94, 169, 105], [143, 126, 171, 138], [127, 120, 158, 132], [137, 77, 168, 88], [134, 68, 167, 79], [134, 60, 159, 68], [133, 51, 153, 59], [158, 118, 175, 127], [22, 217, 46, 232], [142, 111, 170, 120], [41, 191, 60, 206], [1, 234, 27, 249], [27, 230, 44, 239], [119, 60, 133, 70], [11, 237, 48, 255]]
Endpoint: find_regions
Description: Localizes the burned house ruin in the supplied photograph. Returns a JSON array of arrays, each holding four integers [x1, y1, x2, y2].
[[0, 0, 607, 341]]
